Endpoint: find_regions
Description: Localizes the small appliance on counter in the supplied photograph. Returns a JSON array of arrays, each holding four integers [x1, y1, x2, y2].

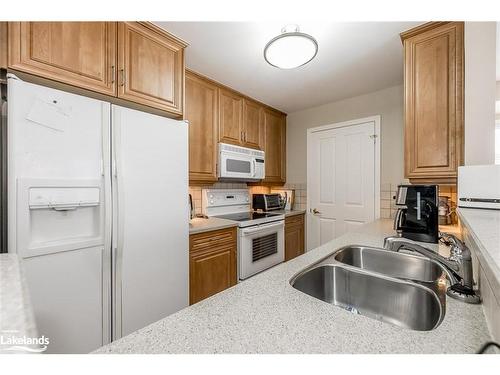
[[252, 193, 284, 211], [270, 189, 295, 211], [394, 184, 439, 243], [438, 196, 452, 225], [458, 165, 500, 210]]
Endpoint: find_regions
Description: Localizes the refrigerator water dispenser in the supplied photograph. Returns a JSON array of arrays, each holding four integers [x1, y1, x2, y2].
[[16, 178, 104, 257]]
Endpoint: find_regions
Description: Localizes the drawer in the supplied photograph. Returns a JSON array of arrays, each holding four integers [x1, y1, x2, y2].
[[190, 227, 237, 253]]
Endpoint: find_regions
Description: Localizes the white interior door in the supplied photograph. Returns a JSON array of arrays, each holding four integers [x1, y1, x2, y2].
[[307, 117, 380, 250], [112, 105, 189, 339]]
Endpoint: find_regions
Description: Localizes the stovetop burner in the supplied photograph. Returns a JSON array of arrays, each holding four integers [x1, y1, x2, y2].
[[202, 189, 284, 228], [214, 211, 282, 222]]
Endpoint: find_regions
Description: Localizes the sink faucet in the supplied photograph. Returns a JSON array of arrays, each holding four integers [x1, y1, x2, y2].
[[383, 234, 480, 304]]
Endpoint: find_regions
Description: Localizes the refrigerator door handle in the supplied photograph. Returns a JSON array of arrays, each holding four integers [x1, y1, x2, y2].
[[110, 108, 124, 340]]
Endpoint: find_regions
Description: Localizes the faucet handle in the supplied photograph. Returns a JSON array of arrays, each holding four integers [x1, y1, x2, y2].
[[440, 232, 468, 258]]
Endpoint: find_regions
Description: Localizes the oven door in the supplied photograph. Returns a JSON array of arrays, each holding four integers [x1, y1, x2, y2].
[[238, 220, 284, 280], [219, 151, 254, 180]]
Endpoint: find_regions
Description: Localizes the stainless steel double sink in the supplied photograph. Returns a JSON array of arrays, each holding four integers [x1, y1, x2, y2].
[[290, 245, 448, 331]]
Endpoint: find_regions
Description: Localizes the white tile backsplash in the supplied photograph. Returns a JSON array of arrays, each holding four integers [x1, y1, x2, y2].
[[189, 182, 248, 215], [191, 181, 403, 217]]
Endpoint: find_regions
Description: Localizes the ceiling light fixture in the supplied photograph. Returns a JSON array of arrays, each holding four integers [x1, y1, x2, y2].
[[264, 24, 318, 69]]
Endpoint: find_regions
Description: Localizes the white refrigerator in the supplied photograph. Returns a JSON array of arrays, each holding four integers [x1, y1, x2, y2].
[[7, 75, 189, 353]]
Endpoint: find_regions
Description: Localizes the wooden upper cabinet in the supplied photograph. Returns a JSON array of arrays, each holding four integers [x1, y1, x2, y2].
[[262, 108, 286, 184], [401, 22, 464, 184], [117, 22, 186, 115], [8, 22, 117, 95], [186, 71, 219, 183], [0, 22, 7, 69], [242, 99, 263, 149], [218, 88, 243, 145]]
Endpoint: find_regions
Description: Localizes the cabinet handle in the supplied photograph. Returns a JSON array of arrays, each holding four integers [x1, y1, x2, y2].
[[120, 69, 125, 87], [111, 65, 115, 84], [241, 131, 244, 142]]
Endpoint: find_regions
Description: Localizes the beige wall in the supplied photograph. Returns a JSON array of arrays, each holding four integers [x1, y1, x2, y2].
[[286, 84, 404, 187], [464, 22, 496, 165]]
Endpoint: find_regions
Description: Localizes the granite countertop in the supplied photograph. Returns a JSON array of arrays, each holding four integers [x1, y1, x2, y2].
[[95, 219, 491, 354], [271, 209, 306, 217], [0, 254, 40, 353], [189, 217, 238, 234], [189, 210, 306, 234], [458, 208, 500, 283]]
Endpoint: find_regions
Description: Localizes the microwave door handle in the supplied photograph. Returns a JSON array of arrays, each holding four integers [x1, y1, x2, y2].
[[252, 159, 256, 177]]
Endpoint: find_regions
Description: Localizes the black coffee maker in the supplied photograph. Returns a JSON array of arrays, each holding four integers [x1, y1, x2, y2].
[[394, 185, 439, 243]]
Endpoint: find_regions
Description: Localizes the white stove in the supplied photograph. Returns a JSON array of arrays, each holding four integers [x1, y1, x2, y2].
[[202, 189, 285, 280]]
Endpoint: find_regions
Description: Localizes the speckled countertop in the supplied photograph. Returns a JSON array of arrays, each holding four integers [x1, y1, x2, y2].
[[189, 210, 305, 234], [0, 254, 39, 353], [458, 208, 500, 284], [271, 209, 306, 217], [189, 217, 238, 234], [95, 219, 491, 354]]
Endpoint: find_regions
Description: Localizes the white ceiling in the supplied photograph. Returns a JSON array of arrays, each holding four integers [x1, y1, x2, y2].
[[155, 22, 422, 113]]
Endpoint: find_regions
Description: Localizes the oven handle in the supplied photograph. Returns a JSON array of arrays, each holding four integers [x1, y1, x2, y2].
[[241, 221, 284, 235]]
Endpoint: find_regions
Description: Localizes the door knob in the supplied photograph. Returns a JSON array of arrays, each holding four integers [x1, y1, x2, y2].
[[312, 208, 321, 214]]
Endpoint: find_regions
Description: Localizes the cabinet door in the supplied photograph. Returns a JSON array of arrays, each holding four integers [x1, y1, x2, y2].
[[403, 22, 464, 184], [285, 214, 305, 261], [262, 108, 286, 184], [242, 99, 262, 149], [186, 72, 219, 183], [1, 22, 7, 70], [118, 22, 185, 115], [218, 88, 243, 145], [8, 22, 116, 95], [189, 228, 237, 305], [189, 245, 236, 305]]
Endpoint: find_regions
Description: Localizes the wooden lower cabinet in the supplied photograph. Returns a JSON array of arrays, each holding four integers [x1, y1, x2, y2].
[[189, 227, 237, 305], [284, 213, 305, 261]]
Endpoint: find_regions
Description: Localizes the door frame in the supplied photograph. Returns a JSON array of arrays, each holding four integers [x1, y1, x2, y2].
[[306, 115, 381, 250]]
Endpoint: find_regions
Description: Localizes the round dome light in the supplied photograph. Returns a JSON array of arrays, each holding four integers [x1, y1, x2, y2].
[[264, 25, 318, 69]]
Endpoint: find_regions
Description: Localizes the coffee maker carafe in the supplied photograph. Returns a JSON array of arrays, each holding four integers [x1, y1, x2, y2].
[[394, 185, 439, 243]]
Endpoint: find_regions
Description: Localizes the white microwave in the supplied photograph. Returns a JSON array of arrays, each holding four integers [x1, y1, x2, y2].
[[218, 143, 265, 181]]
